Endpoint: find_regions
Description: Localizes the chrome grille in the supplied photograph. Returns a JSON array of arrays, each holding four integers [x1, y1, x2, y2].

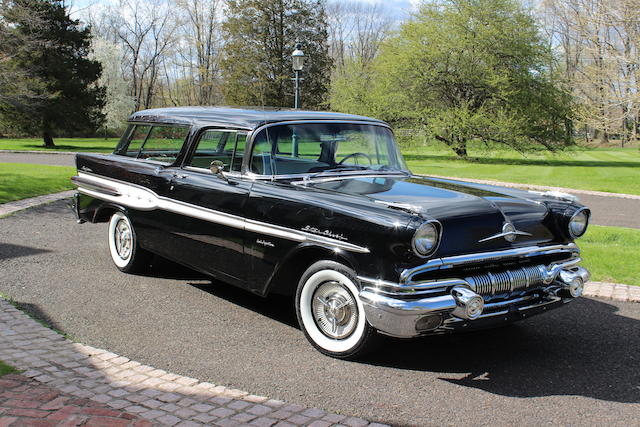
[[465, 265, 546, 297]]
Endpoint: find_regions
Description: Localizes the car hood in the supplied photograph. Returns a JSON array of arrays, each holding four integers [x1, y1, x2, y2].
[[306, 174, 556, 252]]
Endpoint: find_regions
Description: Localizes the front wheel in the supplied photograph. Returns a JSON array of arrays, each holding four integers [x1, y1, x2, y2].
[[108, 212, 151, 273], [295, 261, 378, 359]]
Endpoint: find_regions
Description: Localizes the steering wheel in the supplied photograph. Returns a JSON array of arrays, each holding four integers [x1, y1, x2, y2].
[[338, 152, 372, 165]]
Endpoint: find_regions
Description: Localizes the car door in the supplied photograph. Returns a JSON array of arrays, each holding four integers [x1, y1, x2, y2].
[[160, 128, 252, 286]]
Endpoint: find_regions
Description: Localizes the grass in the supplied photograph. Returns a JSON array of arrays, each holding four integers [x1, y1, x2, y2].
[[0, 163, 76, 204], [0, 137, 119, 153], [4, 137, 639, 194], [0, 360, 19, 377], [580, 225, 640, 286], [403, 143, 640, 195]]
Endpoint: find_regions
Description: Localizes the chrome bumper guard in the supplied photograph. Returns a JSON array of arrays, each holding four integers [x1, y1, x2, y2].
[[358, 244, 590, 338]]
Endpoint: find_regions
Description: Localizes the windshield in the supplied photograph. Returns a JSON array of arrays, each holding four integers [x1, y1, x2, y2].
[[250, 123, 409, 176]]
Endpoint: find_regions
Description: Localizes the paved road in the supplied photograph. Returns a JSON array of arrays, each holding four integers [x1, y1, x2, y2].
[[0, 201, 639, 426], [0, 152, 76, 166], [572, 193, 640, 229]]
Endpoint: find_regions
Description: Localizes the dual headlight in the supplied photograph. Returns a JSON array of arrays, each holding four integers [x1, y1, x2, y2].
[[568, 208, 589, 238], [412, 220, 441, 257]]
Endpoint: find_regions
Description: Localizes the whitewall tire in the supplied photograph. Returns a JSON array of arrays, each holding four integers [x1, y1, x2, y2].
[[295, 261, 378, 359], [108, 212, 151, 273]]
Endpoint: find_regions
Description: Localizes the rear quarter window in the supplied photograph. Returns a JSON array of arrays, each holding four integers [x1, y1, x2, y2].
[[114, 124, 189, 165]]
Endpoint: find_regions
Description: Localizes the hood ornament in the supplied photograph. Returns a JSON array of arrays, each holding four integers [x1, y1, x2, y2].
[[479, 222, 531, 243]]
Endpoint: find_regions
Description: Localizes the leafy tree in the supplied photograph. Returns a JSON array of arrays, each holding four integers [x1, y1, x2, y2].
[[333, 0, 574, 157], [221, 0, 332, 109], [0, 0, 104, 147]]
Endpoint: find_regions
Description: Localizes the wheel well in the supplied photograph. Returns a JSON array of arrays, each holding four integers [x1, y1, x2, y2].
[[267, 247, 357, 297], [93, 204, 124, 223]]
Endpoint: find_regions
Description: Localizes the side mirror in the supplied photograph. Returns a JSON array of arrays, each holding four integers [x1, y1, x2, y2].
[[210, 160, 230, 183]]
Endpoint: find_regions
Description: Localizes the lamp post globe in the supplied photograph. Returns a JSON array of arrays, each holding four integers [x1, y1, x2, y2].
[[292, 43, 305, 108]]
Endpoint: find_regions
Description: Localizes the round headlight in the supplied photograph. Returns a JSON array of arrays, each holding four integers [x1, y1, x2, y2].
[[568, 208, 589, 238], [412, 221, 441, 257]]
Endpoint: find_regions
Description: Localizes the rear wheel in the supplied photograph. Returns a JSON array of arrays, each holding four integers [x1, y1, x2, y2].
[[108, 212, 151, 273], [295, 260, 378, 359]]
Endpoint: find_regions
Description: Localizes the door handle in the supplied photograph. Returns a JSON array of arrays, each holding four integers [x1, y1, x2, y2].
[[173, 173, 188, 179]]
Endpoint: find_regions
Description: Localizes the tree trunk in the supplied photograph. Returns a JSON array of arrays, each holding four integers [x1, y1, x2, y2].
[[43, 130, 55, 148]]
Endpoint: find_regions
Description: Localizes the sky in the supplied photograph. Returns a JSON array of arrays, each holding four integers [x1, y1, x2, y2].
[[69, 0, 420, 22]]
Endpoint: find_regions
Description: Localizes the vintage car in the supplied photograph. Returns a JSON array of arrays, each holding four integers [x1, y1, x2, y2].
[[72, 106, 591, 358]]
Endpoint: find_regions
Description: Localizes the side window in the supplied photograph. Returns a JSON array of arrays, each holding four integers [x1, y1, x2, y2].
[[250, 131, 273, 175], [187, 130, 247, 173], [138, 126, 189, 164], [115, 125, 151, 157]]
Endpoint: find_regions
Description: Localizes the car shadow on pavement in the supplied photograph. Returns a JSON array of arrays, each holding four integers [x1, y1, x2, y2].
[[0, 243, 51, 261], [189, 281, 299, 328], [186, 277, 640, 404], [364, 297, 640, 404]]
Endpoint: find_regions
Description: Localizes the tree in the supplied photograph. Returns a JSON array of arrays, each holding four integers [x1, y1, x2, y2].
[[90, 38, 135, 135], [540, 0, 640, 146], [0, 0, 104, 147], [107, 0, 178, 111], [175, 0, 223, 105], [336, 0, 574, 157], [327, 1, 393, 117], [0, 0, 48, 125], [221, 0, 332, 109]]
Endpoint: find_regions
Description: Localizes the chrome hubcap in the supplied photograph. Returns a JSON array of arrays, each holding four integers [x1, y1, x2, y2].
[[312, 281, 358, 339], [114, 219, 132, 260]]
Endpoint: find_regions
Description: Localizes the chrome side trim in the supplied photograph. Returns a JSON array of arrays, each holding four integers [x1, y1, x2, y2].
[[71, 176, 120, 197], [399, 243, 579, 283], [74, 172, 370, 254]]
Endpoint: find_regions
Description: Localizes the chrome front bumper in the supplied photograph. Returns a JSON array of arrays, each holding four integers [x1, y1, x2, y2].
[[358, 244, 590, 338]]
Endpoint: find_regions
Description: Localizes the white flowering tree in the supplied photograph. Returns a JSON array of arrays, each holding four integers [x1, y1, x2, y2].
[[90, 38, 135, 136]]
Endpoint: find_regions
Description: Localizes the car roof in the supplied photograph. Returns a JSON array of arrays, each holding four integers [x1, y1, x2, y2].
[[127, 106, 387, 130]]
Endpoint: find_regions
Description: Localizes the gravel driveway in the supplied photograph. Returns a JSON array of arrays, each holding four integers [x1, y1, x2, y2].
[[0, 200, 639, 426]]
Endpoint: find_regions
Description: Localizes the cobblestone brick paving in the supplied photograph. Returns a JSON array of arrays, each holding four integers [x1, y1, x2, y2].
[[584, 281, 640, 302], [0, 299, 389, 427], [0, 373, 151, 426]]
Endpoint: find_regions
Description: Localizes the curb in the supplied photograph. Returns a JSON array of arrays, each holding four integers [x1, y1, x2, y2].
[[583, 281, 640, 303], [426, 174, 640, 200], [0, 190, 76, 217], [0, 298, 388, 427], [0, 149, 78, 155]]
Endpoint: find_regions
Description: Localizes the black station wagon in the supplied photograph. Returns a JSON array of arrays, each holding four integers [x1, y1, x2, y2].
[[72, 106, 591, 358]]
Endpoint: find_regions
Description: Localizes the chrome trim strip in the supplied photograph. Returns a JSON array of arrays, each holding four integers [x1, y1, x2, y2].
[[76, 172, 370, 254], [71, 176, 120, 197], [399, 243, 579, 283], [478, 229, 532, 243], [291, 172, 410, 185]]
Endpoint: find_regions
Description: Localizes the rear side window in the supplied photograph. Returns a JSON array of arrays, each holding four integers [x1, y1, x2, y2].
[[187, 130, 247, 172], [114, 125, 150, 157], [137, 126, 189, 164]]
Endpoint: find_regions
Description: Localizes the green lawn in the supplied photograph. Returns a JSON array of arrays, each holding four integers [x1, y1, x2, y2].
[[4, 137, 639, 194], [580, 225, 640, 286], [0, 137, 119, 153], [404, 144, 640, 195], [0, 360, 18, 376], [0, 163, 76, 204]]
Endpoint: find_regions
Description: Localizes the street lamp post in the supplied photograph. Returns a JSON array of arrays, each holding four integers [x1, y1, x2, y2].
[[292, 43, 305, 109]]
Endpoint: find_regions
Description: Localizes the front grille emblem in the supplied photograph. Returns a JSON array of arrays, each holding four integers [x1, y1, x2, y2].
[[479, 222, 532, 243]]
